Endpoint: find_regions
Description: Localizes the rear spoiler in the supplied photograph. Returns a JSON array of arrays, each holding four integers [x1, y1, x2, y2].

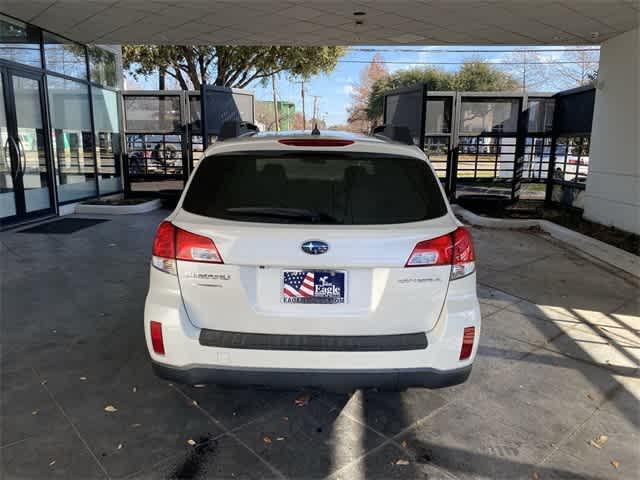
[[219, 121, 260, 141], [371, 125, 414, 145]]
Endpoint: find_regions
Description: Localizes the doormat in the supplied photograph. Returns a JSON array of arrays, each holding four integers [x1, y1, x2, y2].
[[19, 218, 109, 234]]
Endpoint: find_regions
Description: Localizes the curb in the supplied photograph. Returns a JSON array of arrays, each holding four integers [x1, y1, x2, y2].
[[75, 199, 162, 215], [452, 205, 640, 279]]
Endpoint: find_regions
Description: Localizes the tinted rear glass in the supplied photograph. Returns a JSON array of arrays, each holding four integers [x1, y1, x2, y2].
[[182, 152, 447, 225]]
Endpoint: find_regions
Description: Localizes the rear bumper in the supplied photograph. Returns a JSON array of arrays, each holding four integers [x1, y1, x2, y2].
[[152, 361, 472, 389]]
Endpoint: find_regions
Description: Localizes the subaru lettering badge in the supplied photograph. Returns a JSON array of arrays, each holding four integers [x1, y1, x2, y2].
[[301, 240, 329, 255]]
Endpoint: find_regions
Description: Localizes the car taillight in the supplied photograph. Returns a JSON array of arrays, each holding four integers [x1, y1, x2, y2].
[[459, 326, 475, 360], [151, 221, 223, 275], [450, 227, 475, 280], [405, 227, 475, 280], [150, 321, 165, 355]]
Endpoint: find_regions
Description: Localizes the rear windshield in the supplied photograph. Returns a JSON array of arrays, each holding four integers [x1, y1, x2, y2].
[[182, 152, 447, 225]]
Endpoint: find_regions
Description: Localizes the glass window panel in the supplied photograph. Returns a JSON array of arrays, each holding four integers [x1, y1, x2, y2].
[[92, 87, 122, 194], [460, 99, 519, 134], [47, 76, 96, 202], [527, 98, 555, 133], [44, 32, 87, 79], [0, 75, 17, 218], [124, 95, 181, 132], [0, 14, 41, 68], [88, 46, 117, 88], [189, 95, 201, 133], [425, 98, 451, 134]]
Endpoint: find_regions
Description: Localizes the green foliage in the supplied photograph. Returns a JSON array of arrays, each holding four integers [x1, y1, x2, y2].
[[366, 61, 520, 121], [123, 45, 346, 90], [452, 61, 520, 91]]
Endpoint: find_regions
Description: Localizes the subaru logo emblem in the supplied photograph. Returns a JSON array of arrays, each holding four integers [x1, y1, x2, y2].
[[301, 240, 329, 255]]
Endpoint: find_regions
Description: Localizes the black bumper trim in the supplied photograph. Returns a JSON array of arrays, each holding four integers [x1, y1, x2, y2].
[[152, 362, 472, 389], [198, 329, 428, 352]]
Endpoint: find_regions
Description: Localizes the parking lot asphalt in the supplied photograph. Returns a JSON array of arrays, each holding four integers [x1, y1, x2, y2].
[[1, 210, 638, 480]]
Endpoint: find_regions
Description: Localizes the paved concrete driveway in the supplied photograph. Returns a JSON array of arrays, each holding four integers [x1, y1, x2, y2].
[[1, 211, 638, 479]]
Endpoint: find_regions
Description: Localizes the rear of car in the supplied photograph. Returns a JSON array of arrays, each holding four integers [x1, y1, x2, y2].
[[144, 132, 481, 389]]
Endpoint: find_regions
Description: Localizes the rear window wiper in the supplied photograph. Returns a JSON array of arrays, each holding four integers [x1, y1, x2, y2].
[[225, 207, 342, 224]]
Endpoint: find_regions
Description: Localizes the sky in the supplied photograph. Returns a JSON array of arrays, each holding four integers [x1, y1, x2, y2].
[[124, 45, 599, 127]]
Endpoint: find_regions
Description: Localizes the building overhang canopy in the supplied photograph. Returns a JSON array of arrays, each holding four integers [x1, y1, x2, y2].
[[5, 0, 639, 45]]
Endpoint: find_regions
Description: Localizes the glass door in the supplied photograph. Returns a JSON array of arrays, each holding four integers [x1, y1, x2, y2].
[[0, 67, 54, 224], [0, 71, 18, 220]]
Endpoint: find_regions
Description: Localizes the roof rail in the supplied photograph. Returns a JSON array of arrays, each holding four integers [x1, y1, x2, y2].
[[370, 125, 414, 145], [219, 121, 260, 141]]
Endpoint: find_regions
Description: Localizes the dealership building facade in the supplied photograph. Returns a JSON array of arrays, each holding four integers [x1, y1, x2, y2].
[[0, 13, 123, 225]]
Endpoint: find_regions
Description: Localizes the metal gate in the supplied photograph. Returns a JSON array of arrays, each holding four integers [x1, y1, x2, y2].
[[121, 87, 254, 195], [383, 86, 592, 205]]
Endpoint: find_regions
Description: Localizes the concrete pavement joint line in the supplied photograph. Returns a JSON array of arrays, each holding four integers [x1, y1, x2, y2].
[[323, 398, 458, 480], [31, 367, 111, 480], [315, 393, 461, 480], [169, 384, 288, 480], [536, 381, 625, 467]]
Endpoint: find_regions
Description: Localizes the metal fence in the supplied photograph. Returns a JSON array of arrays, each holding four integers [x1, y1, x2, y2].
[[121, 87, 254, 194], [383, 86, 595, 208]]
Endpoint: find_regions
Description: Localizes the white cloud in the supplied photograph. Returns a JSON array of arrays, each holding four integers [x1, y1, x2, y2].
[[343, 84, 356, 95]]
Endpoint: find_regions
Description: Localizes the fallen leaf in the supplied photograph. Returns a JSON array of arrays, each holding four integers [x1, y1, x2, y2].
[[80, 377, 87, 381], [611, 460, 620, 469], [131, 423, 141, 428], [193, 384, 206, 388], [294, 392, 311, 407], [276, 437, 285, 441], [49, 460, 56, 467], [532, 473, 539, 480], [401, 440, 408, 448], [187, 439, 196, 446], [104, 405, 118, 413], [283, 416, 289, 421], [587, 394, 594, 401], [41, 380, 47, 385], [589, 434, 608, 449], [132, 386, 137, 393], [263, 436, 272, 444], [394, 459, 410, 466], [192, 400, 198, 406], [117, 443, 123, 450], [31, 410, 39, 416]]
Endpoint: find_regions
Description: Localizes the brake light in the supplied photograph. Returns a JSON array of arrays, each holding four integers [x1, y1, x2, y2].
[[405, 227, 475, 280], [278, 139, 354, 147], [151, 221, 223, 275], [150, 321, 165, 355], [176, 228, 223, 263], [405, 233, 453, 267], [459, 326, 475, 360], [450, 227, 475, 280]]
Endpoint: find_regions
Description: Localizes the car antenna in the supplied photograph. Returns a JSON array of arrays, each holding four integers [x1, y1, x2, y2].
[[311, 123, 320, 135]]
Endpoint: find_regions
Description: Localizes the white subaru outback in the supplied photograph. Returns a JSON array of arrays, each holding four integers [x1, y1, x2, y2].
[[144, 126, 481, 389]]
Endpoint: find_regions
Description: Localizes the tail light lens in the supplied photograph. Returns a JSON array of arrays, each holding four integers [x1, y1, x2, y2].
[[150, 321, 165, 355], [151, 221, 223, 275], [459, 326, 475, 360], [405, 227, 475, 280]]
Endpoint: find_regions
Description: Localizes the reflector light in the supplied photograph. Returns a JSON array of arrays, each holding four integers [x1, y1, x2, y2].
[[150, 321, 165, 355], [459, 326, 475, 360], [278, 139, 354, 147]]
